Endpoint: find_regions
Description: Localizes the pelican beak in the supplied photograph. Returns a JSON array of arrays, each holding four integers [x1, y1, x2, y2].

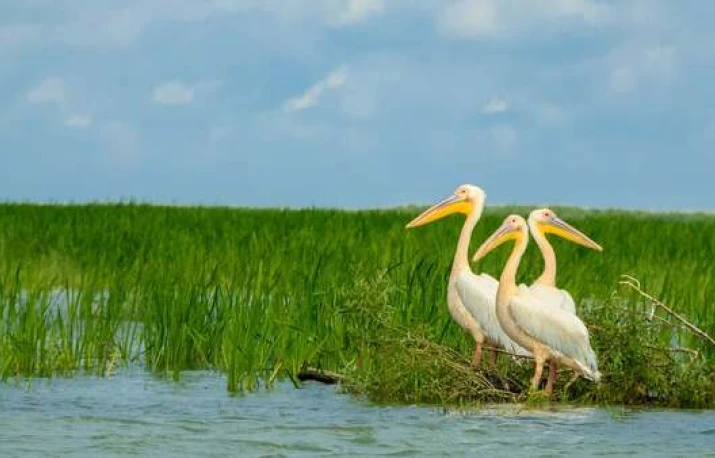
[[405, 193, 470, 229], [542, 216, 603, 252], [472, 222, 517, 262]]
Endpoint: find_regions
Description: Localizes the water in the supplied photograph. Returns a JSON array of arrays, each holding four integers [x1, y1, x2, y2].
[[1, 371, 715, 457]]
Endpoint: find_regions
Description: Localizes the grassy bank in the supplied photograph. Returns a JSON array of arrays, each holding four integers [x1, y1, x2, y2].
[[1, 203, 714, 407]]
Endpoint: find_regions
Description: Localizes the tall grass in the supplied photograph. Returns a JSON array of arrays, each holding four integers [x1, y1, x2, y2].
[[0, 203, 713, 406]]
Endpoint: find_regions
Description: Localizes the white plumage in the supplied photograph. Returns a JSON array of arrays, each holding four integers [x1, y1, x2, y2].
[[509, 291, 600, 381], [520, 283, 576, 314], [457, 273, 532, 357]]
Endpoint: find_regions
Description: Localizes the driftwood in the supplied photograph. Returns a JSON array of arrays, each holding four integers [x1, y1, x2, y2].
[[620, 274, 715, 347], [297, 367, 345, 384]]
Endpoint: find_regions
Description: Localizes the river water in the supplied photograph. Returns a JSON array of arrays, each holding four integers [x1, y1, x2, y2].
[[1, 370, 714, 457]]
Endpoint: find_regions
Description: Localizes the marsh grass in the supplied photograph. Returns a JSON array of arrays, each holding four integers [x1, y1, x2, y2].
[[0, 203, 714, 407]]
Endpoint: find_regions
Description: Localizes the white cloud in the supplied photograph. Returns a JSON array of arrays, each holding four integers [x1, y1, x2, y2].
[[436, 0, 611, 40], [152, 81, 195, 105], [65, 114, 93, 128], [325, 68, 348, 88], [437, 0, 499, 39], [27, 77, 95, 129], [151, 79, 221, 105], [99, 121, 141, 165], [27, 77, 66, 105], [283, 66, 348, 112], [482, 96, 509, 114], [330, 0, 384, 26]]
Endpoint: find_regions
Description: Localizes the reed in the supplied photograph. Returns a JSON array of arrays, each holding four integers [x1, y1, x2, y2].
[[0, 203, 713, 406]]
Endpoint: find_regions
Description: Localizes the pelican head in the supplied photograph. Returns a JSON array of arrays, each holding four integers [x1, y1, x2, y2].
[[528, 208, 602, 252], [405, 184, 485, 229], [472, 214, 527, 261]]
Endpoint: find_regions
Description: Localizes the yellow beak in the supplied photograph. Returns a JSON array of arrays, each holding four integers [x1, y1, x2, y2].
[[472, 222, 519, 262], [541, 216, 603, 251], [405, 194, 471, 229]]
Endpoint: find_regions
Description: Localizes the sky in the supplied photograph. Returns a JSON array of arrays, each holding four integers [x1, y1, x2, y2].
[[1, 0, 714, 210]]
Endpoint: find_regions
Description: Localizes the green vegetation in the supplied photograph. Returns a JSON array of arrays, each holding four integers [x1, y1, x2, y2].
[[1, 203, 714, 407]]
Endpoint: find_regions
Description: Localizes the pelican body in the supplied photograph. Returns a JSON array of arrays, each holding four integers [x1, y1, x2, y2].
[[473, 215, 601, 392], [406, 185, 529, 368]]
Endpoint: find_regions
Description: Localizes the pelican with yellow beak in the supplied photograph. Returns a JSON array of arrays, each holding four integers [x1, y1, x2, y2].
[[521, 208, 603, 390], [406, 185, 530, 368], [473, 215, 601, 393], [524, 208, 603, 314]]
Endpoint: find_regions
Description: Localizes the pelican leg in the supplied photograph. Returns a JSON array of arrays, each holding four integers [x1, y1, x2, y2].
[[471, 333, 486, 369], [472, 343, 483, 369], [489, 348, 498, 367], [544, 360, 558, 394], [531, 357, 545, 390], [531, 346, 547, 391]]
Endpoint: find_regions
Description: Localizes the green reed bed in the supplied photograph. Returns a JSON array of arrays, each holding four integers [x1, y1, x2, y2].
[[0, 203, 714, 407]]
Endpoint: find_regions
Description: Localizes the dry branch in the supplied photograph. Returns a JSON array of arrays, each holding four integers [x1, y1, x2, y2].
[[619, 274, 715, 347], [645, 345, 699, 357]]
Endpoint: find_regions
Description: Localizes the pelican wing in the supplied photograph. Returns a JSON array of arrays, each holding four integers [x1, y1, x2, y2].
[[510, 291, 599, 378], [456, 272, 531, 356], [519, 283, 576, 314]]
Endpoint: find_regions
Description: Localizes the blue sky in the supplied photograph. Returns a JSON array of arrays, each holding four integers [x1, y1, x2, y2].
[[1, 1, 713, 210]]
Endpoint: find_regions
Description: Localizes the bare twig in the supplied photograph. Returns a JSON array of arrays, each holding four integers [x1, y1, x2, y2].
[[482, 345, 534, 360], [619, 274, 715, 347], [645, 345, 700, 357], [638, 310, 673, 327]]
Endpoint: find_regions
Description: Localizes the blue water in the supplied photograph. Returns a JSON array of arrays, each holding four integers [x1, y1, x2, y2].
[[1, 370, 714, 457]]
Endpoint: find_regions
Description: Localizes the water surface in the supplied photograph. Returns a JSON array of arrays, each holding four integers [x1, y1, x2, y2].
[[1, 371, 714, 457]]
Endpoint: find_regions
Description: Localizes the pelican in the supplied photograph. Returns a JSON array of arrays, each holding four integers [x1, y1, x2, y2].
[[406, 185, 530, 369], [473, 215, 601, 393], [521, 208, 603, 388], [523, 208, 602, 314]]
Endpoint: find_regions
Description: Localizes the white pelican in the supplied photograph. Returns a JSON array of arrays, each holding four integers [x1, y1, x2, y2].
[[522, 208, 603, 389], [473, 214, 601, 393], [524, 208, 602, 314], [406, 185, 530, 369]]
